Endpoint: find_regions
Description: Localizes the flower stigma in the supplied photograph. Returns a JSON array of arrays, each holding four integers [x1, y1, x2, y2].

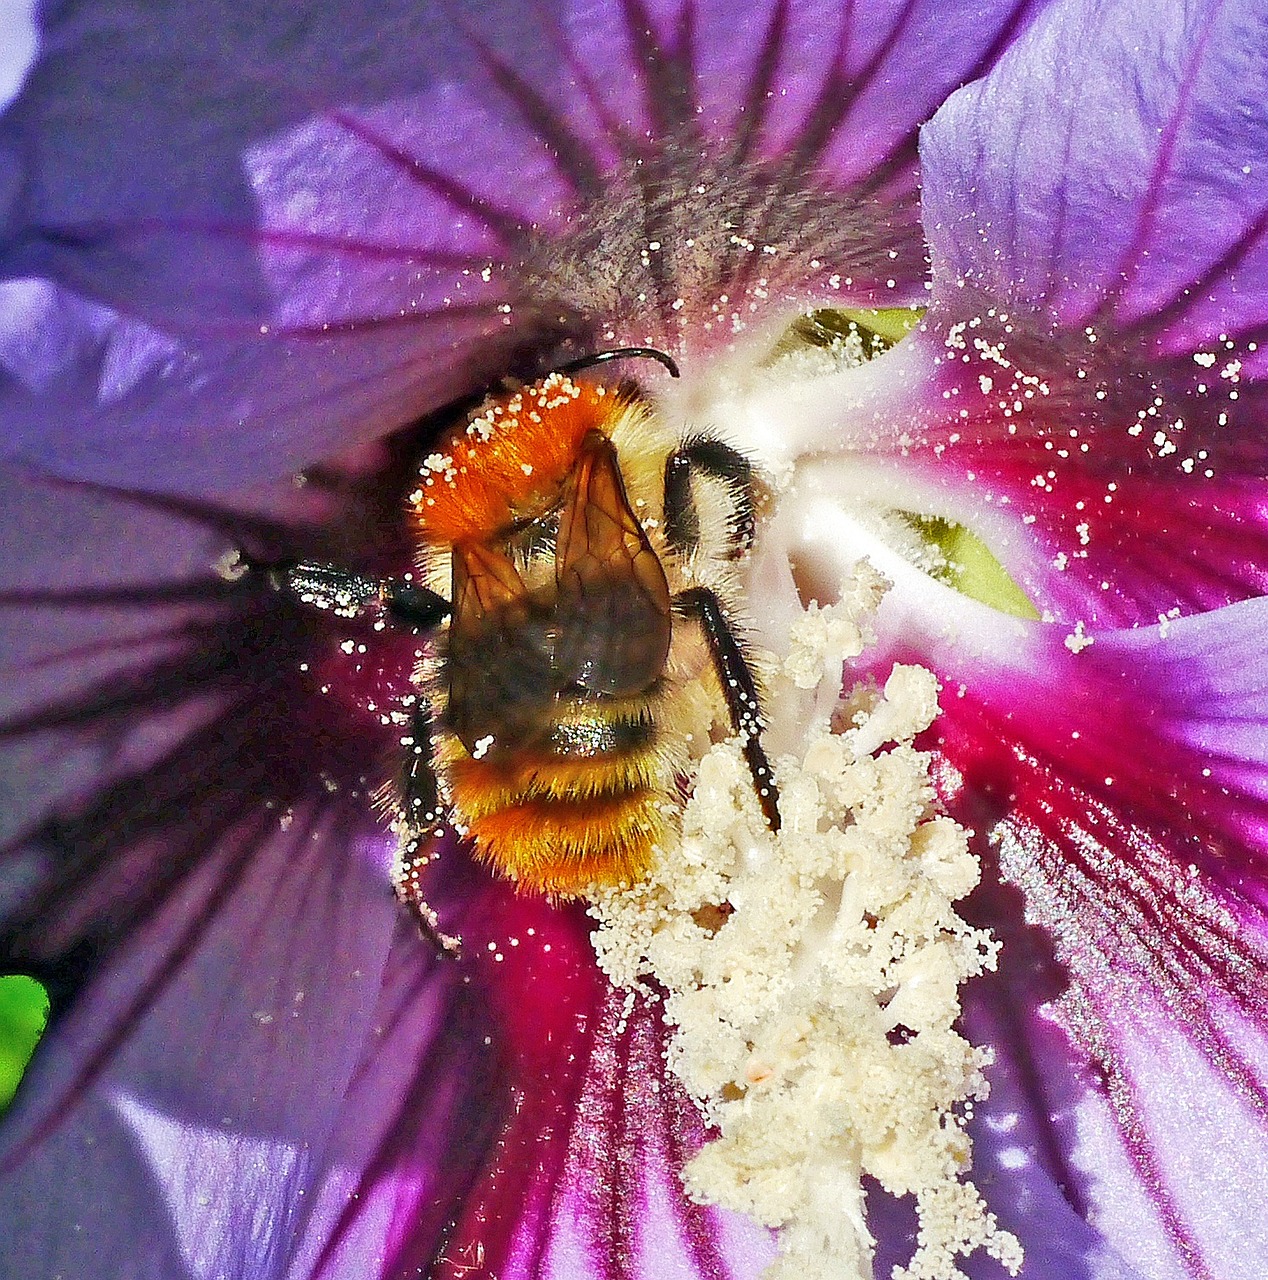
[[589, 313, 1023, 1280]]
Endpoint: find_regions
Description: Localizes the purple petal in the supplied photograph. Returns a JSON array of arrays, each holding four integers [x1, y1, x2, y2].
[[2, 0, 1049, 490], [814, 310, 1268, 633], [808, 0, 1045, 187], [0, 465, 243, 848], [894, 407, 1268, 632], [5, 0, 1044, 324], [921, 0, 1268, 365], [956, 973, 1167, 1280], [0, 466, 496, 1275], [1, 2, 529, 326], [0, 276, 516, 494], [947, 447, 1268, 631], [0, 0, 36, 112], [562, 0, 1047, 186], [0, 805, 402, 1273], [893, 600, 1268, 1277]]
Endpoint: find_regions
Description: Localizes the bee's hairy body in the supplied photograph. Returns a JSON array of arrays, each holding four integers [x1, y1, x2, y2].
[[411, 377, 740, 895], [253, 355, 777, 944]]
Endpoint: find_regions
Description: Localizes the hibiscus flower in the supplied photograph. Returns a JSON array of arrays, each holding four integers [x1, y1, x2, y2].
[[4, 0, 1267, 1277]]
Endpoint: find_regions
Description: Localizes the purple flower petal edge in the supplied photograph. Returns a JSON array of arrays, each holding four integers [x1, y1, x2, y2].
[[921, 0, 1268, 368]]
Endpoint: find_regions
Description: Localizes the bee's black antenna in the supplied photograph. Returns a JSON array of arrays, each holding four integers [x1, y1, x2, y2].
[[554, 347, 680, 380], [393, 347, 681, 443]]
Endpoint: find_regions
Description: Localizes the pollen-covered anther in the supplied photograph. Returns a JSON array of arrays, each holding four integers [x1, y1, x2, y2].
[[590, 566, 1018, 1280]]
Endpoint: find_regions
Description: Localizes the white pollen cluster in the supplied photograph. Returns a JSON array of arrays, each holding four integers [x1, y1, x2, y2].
[[589, 573, 1021, 1280]]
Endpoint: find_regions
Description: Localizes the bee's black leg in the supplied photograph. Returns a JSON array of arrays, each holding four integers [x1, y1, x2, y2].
[[235, 554, 451, 630], [381, 580, 453, 630], [662, 437, 756, 557], [674, 586, 781, 832], [393, 699, 462, 958], [392, 833, 462, 958], [237, 552, 459, 952]]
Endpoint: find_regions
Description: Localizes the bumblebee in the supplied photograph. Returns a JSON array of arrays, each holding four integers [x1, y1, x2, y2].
[[262, 349, 779, 947]]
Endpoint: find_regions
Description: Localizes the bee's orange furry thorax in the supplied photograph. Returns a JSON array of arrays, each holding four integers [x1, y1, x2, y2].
[[410, 375, 616, 544]]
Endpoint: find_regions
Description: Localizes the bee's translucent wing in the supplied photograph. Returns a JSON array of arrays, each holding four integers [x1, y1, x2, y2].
[[553, 431, 672, 697], [446, 430, 671, 757], [447, 542, 559, 753]]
